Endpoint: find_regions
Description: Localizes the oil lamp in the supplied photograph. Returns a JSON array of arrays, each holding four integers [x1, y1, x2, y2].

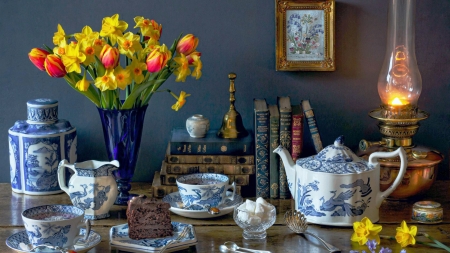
[[359, 0, 443, 199]]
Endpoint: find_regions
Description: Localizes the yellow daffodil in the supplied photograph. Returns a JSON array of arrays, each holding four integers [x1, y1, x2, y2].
[[100, 14, 128, 45], [395, 220, 417, 247], [79, 39, 96, 66], [61, 43, 86, 73], [114, 66, 131, 90], [127, 57, 146, 84], [95, 69, 116, 91], [190, 54, 202, 80], [75, 72, 91, 91], [173, 54, 191, 82], [53, 39, 68, 57], [117, 32, 143, 58], [134, 16, 162, 41], [74, 26, 99, 43], [93, 38, 106, 56], [53, 24, 66, 45], [171, 91, 191, 111], [351, 217, 382, 246]]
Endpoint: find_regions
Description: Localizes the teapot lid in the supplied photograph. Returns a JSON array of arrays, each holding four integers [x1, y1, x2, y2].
[[296, 136, 374, 174]]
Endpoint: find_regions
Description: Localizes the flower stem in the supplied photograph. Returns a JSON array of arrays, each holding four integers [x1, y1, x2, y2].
[[420, 232, 450, 252]]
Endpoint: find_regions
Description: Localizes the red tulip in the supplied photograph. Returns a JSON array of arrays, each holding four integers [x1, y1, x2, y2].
[[44, 54, 67, 78], [176, 34, 198, 55], [29, 48, 50, 71], [100, 44, 120, 69]]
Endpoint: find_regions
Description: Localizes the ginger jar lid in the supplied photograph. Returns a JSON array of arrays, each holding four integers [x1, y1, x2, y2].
[[296, 135, 373, 174], [27, 98, 58, 123]]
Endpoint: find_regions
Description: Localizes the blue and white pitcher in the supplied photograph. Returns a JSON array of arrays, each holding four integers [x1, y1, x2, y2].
[[57, 159, 119, 220]]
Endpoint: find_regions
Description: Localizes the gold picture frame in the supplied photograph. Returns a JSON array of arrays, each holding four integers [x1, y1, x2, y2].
[[275, 0, 335, 71]]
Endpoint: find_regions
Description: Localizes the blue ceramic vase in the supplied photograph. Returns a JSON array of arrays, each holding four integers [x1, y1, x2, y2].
[[8, 98, 77, 195], [97, 105, 148, 205]]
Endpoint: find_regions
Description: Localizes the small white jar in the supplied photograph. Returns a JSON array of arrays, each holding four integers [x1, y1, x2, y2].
[[186, 114, 210, 138]]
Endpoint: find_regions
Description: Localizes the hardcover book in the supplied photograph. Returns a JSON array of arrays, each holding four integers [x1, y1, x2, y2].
[[253, 98, 270, 198], [160, 166, 250, 187], [169, 128, 254, 155], [165, 144, 254, 164], [152, 171, 178, 198], [277, 96, 292, 199], [291, 104, 304, 161], [302, 100, 323, 153], [162, 161, 256, 175], [268, 104, 280, 199]]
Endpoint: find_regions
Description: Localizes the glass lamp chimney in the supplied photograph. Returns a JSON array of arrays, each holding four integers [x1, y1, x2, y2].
[[378, 0, 421, 113]]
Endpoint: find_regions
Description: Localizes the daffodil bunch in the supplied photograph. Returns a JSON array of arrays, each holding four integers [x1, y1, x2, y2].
[[28, 14, 202, 110], [350, 217, 450, 252]]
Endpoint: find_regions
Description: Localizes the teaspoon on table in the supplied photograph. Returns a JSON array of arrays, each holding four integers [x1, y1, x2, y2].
[[284, 209, 341, 253], [221, 241, 271, 253]]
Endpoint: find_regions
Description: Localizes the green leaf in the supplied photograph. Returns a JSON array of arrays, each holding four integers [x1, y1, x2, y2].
[[95, 56, 106, 77], [42, 44, 53, 54], [169, 33, 183, 56], [121, 79, 166, 109]]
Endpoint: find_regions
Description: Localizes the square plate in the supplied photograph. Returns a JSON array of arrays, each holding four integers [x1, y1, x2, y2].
[[110, 222, 196, 252]]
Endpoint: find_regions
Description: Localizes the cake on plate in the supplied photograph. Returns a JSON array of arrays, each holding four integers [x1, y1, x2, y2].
[[126, 195, 173, 239]]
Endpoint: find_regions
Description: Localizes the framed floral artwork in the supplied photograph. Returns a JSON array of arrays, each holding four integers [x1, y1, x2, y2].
[[275, 0, 335, 71]]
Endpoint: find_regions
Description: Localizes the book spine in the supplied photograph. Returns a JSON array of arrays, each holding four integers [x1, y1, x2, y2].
[[166, 154, 254, 164], [269, 109, 280, 199], [169, 141, 253, 155], [153, 185, 178, 198], [279, 109, 292, 199], [255, 108, 270, 198], [302, 100, 323, 153], [151, 171, 178, 198], [160, 172, 249, 186], [291, 105, 304, 161], [163, 161, 255, 175]]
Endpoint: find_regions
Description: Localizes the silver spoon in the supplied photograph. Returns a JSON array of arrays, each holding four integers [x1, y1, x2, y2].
[[284, 209, 341, 253], [219, 244, 246, 253], [222, 241, 271, 253]]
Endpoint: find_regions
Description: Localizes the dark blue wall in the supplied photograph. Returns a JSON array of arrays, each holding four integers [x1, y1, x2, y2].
[[1, 1, 449, 184]]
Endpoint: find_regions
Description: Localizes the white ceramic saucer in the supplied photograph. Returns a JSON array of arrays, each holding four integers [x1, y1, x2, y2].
[[110, 222, 197, 252], [5, 228, 101, 253], [162, 191, 243, 219]]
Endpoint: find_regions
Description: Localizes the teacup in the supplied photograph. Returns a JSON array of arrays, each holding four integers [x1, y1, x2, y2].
[[176, 173, 235, 209], [21, 205, 91, 248]]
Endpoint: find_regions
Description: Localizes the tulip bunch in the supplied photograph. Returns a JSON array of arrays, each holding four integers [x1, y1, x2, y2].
[[29, 14, 202, 110]]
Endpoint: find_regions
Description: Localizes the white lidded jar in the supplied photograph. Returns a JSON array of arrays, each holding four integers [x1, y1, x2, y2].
[[186, 114, 210, 138]]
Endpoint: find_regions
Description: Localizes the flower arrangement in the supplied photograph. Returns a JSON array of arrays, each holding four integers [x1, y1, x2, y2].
[[28, 14, 202, 110], [350, 217, 450, 252]]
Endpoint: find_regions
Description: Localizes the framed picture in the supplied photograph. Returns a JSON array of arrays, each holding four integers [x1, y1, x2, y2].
[[275, 0, 335, 71]]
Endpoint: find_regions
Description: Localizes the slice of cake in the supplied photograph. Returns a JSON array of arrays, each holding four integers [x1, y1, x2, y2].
[[127, 195, 173, 239]]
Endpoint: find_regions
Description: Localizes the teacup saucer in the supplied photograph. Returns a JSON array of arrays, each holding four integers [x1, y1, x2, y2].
[[110, 222, 197, 252], [162, 191, 243, 219], [5, 228, 101, 253]]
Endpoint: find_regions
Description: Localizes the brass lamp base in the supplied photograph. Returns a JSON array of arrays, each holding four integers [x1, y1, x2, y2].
[[359, 107, 443, 199]]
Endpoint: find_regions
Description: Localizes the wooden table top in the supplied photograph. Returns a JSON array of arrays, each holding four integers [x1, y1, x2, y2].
[[2, 181, 450, 253]]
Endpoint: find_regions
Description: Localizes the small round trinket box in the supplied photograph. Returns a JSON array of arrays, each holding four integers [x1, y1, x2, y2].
[[412, 201, 443, 224]]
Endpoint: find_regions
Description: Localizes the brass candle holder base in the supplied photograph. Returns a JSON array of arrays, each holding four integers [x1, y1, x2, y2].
[[359, 107, 443, 199]]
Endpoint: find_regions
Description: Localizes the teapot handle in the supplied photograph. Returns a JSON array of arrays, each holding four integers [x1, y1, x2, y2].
[[57, 159, 76, 194], [368, 147, 407, 205]]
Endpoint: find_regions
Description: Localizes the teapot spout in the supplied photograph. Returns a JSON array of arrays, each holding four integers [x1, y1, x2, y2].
[[273, 145, 296, 191]]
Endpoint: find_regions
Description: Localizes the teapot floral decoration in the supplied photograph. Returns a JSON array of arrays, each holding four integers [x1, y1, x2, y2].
[[274, 135, 407, 226]]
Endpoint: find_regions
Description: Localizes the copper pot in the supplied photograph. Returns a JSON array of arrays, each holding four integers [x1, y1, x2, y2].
[[360, 146, 443, 199]]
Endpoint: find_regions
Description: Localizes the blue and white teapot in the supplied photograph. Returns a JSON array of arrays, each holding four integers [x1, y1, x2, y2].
[[274, 135, 407, 226]]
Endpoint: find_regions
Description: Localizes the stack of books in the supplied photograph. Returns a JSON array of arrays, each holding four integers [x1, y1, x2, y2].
[[253, 97, 322, 199], [152, 128, 255, 198]]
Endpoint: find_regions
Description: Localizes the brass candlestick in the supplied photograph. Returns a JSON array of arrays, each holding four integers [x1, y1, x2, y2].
[[217, 73, 248, 139]]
